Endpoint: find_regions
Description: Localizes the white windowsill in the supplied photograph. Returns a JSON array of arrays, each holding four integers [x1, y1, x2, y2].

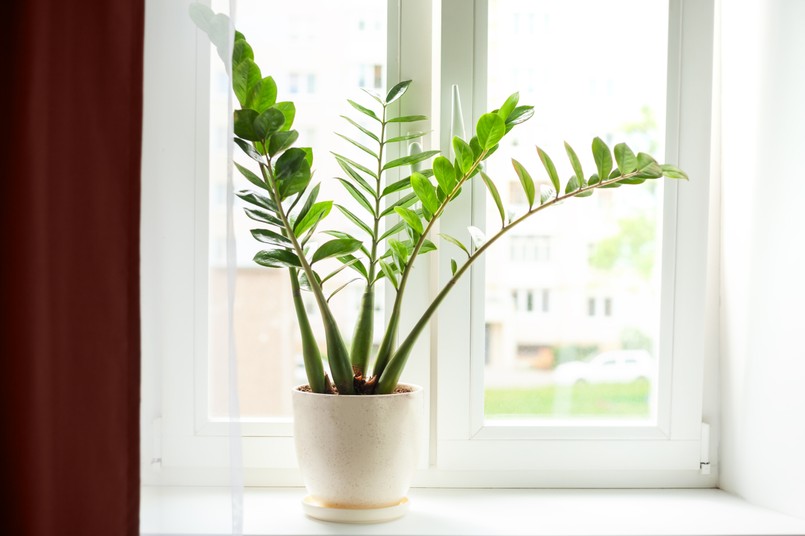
[[141, 487, 805, 535]]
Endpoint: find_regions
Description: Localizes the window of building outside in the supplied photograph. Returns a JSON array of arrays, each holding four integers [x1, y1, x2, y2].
[[483, 0, 667, 422]]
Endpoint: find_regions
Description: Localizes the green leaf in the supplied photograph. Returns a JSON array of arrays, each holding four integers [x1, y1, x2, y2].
[[268, 130, 299, 157], [275, 148, 311, 198], [253, 249, 300, 268], [476, 113, 506, 150], [250, 228, 292, 247], [540, 186, 555, 205], [336, 178, 375, 216], [273, 102, 296, 131], [536, 146, 561, 195], [386, 131, 427, 144], [235, 163, 264, 189], [504, 106, 534, 131], [254, 108, 285, 141], [588, 173, 601, 186], [635, 153, 663, 179], [332, 152, 377, 179], [360, 88, 384, 105], [614, 143, 637, 174], [326, 278, 362, 303], [347, 99, 380, 122], [394, 206, 424, 236], [232, 59, 261, 107], [293, 183, 320, 228], [453, 137, 475, 175], [388, 239, 410, 269], [440, 233, 470, 257], [592, 137, 613, 183], [234, 137, 263, 162], [297, 269, 322, 292], [469, 136, 483, 160], [661, 164, 689, 180], [340, 115, 379, 143], [294, 200, 331, 236], [379, 219, 406, 241], [480, 171, 505, 226], [335, 132, 378, 160], [450, 258, 458, 275], [564, 142, 585, 186], [244, 207, 282, 227], [433, 156, 457, 197], [379, 260, 399, 289], [335, 204, 374, 237], [236, 190, 275, 211], [245, 76, 277, 113], [419, 239, 437, 254], [336, 254, 368, 280], [379, 192, 417, 217], [334, 156, 376, 197], [511, 158, 535, 208], [411, 172, 439, 216], [468, 226, 486, 250], [387, 115, 427, 123], [382, 150, 440, 172], [565, 175, 581, 194], [312, 238, 363, 264], [232, 39, 254, 67], [385, 80, 412, 104], [233, 109, 260, 141], [381, 177, 412, 197], [497, 92, 519, 121]]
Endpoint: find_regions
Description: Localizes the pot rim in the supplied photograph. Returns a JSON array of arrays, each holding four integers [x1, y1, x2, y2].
[[292, 383, 423, 398]]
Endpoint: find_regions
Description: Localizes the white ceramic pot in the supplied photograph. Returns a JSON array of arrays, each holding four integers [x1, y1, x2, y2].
[[292, 383, 423, 518]]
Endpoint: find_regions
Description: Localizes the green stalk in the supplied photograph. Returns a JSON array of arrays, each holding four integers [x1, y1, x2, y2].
[[376, 169, 644, 393], [350, 103, 387, 377], [289, 269, 325, 393], [350, 286, 374, 376], [261, 161, 355, 394]]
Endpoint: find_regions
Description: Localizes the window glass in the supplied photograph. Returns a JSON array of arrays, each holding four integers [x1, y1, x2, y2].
[[483, 0, 668, 421], [207, 0, 387, 418]]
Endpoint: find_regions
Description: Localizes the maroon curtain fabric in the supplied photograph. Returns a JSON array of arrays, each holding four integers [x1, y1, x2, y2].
[[0, 1, 143, 535]]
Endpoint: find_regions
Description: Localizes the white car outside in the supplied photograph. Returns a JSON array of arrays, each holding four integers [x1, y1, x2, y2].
[[553, 350, 655, 386]]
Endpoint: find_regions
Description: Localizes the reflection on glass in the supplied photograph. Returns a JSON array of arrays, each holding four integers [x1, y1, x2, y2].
[[483, 0, 668, 421], [207, 1, 387, 418]]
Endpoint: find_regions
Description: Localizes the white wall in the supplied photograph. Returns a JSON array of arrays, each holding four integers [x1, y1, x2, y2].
[[719, 0, 805, 519]]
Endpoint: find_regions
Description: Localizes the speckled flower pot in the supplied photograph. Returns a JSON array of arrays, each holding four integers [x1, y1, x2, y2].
[[292, 384, 423, 519]]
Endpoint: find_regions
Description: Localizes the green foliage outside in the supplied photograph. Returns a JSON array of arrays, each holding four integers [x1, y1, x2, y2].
[[588, 213, 656, 279], [485, 382, 651, 418]]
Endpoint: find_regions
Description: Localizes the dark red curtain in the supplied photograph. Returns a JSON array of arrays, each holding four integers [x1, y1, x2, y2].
[[0, 1, 143, 535]]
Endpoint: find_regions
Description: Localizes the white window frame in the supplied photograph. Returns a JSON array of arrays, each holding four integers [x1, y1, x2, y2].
[[141, 0, 716, 488], [431, 0, 716, 486]]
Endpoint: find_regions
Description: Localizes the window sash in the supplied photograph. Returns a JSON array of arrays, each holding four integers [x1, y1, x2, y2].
[[432, 0, 715, 480]]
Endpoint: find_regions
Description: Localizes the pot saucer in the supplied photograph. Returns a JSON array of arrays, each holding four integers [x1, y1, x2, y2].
[[301, 496, 409, 523]]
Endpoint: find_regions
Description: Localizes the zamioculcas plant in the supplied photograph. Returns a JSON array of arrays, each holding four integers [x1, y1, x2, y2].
[[192, 8, 688, 396]]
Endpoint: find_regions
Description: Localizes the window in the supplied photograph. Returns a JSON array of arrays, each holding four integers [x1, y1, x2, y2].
[[143, 0, 716, 487]]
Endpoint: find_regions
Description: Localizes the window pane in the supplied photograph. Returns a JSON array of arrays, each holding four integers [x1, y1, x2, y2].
[[208, 0, 387, 418], [483, 0, 668, 421]]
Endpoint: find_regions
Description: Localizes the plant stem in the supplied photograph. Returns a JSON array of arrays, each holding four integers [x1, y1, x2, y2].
[[376, 170, 644, 393], [261, 160, 355, 394], [289, 269, 325, 393], [350, 104, 387, 377]]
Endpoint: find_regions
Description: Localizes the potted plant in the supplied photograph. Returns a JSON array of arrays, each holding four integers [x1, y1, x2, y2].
[[192, 6, 688, 523]]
